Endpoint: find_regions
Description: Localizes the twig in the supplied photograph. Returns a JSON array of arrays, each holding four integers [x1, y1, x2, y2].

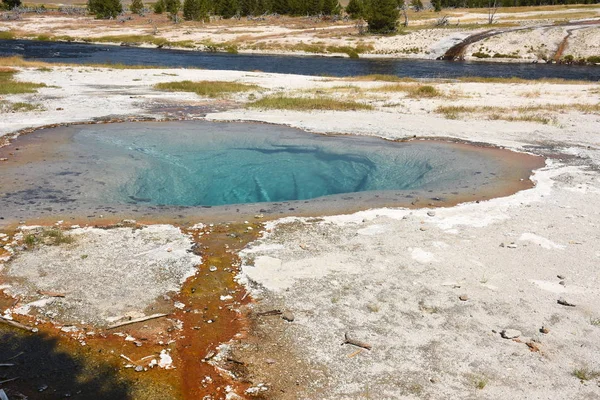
[[0, 316, 35, 332], [6, 352, 24, 361], [37, 290, 66, 298], [0, 377, 19, 385], [107, 313, 168, 330], [342, 333, 372, 350], [0, 364, 14, 367], [256, 309, 282, 317], [347, 349, 363, 358], [557, 298, 576, 307]]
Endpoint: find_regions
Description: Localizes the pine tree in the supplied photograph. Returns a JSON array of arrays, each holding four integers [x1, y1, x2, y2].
[[271, 0, 288, 14], [220, 0, 238, 18], [366, 0, 398, 33], [2, 0, 22, 9], [153, 0, 165, 13], [432, 0, 442, 11], [130, 0, 144, 14], [322, 0, 338, 15], [87, 0, 123, 18], [183, 0, 208, 20], [164, 0, 180, 14], [307, 0, 321, 14], [345, 0, 362, 18]]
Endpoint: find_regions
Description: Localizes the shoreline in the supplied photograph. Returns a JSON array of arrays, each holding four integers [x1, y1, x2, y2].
[[3, 35, 600, 67]]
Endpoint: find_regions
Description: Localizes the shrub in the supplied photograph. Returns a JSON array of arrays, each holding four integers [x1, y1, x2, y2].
[[130, 0, 144, 14], [587, 56, 600, 64], [472, 51, 490, 58], [153, 0, 165, 13], [2, 0, 21, 9], [87, 0, 123, 18], [367, 0, 399, 33], [345, 0, 364, 19]]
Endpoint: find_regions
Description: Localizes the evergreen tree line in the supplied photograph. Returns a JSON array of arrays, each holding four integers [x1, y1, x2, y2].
[[155, 0, 344, 20], [441, 0, 597, 7]]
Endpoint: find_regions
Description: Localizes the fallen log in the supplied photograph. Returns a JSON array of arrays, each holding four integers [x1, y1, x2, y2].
[[107, 313, 168, 330]]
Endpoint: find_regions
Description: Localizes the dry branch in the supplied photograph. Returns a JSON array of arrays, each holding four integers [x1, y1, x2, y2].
[[107, 313, 168, 330], [343, 333, 372, 350], [0, 316, 36, 332]]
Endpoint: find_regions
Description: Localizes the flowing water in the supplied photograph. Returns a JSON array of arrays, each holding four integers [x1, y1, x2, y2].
[[0, 121, 543, 225], [1, 39, 598, 81]]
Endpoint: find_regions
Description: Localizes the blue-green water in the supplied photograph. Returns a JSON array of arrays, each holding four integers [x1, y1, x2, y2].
[[0, 121, 540, 223]]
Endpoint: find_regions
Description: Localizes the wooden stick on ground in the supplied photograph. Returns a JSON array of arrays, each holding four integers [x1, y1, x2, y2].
[[107, 313, 168, 330], [0, 377, 19, 385], [256, 309, 282, 317], [343, 333, 372, 351], [0, 316, 35, 332]]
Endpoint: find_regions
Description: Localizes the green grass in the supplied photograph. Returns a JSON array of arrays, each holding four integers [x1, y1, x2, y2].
[[436, 103, 599, 124], [591, 318, 600, 326], [573, 367, 600, 381], [248, 95, 373, 111], [0, 68, 47, 95], [456, 76, 592, 85], [0, 100, 44, 113], [373, 83, 444, 98], [22, 229, 74, 248], [154, 80, 260, 98], [0, 31, 15, 40], [348, 74, 417, 83]]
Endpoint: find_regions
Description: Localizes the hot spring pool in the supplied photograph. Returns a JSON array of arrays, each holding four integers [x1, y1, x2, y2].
[[0, 121, 543, 224]]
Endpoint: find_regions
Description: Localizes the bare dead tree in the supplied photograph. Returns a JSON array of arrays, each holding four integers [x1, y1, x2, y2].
[[487, 0, 499, 25], [401, 4, 409, 27]]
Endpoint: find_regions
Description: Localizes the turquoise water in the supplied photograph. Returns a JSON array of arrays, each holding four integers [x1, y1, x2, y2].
[[0, 121, 539, 223], [73, 121, 488, 206]]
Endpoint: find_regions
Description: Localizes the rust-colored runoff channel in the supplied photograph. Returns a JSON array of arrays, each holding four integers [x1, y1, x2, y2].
[[0, 221, 262, 399]]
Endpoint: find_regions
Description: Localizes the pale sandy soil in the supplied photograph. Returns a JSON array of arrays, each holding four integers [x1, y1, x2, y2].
[[1, 7, 599, 61], [0, 66, 600, 398]]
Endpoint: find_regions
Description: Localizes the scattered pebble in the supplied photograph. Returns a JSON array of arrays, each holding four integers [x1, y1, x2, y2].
[[427, 211, 436, 217], [209, 266, 217, 272], [540, 326, 550, 334], [557, 274, 566, 279], [282, 310, 295, 322], [501, 329, 522, 339], [459, 294, 469, 301]]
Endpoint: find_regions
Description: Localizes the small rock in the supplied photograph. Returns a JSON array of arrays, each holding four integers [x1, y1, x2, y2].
[[427, 211, 436, 217], [265, 358, 276, 365], [506, 243, 517, 249], [501, 329, 521, 339], [209, 266, 217, 272], [557, 297, 576, 307], [420, 227, 427, 231], [459, 294, 469, 301], [38, 384, 49, 392], [134, 365, 144, 372], [0, 158, 7, 162], [299, 243, 308, 250], [540, 326, 550, 334], [282, 311, 295, 322], [557, 274, 566, 279], [559, 280, 566, 286]]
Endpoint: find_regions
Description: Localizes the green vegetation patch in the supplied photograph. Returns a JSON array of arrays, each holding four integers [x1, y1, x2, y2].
[[248, 95, 373, 111], [154, 80, 260, 98], [0, 67, 47, 95], [23, 229, 75, 249]]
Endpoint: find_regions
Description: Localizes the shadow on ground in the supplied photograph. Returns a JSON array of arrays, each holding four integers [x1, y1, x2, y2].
[[0, 326, 131, 399]]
